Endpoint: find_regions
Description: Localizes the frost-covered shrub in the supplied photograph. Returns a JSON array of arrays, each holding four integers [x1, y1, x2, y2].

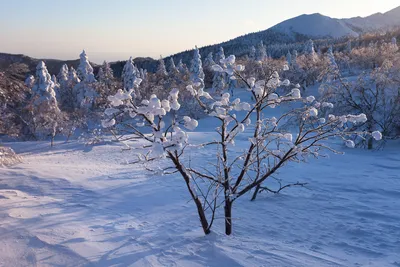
[[0, 146, 22, 167]]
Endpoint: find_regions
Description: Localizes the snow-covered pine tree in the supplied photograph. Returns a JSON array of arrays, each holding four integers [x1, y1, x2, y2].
[[57, 64, 69, 86], [215, 47, 226, 65], [346, 40, 352, 53], [52, 74, 61, 101], [392, 37, 398, 50], [305, 40, 315, 55], [286, 51, 292, 66], [256, 41, 267, 61], [29, 61, 61, 145], [25, 75, 35, 89], [77, 50, 96, 83], [74, 50, 98, 109], [156, 56, 168, 78], [203, 52, 216, 70], [190, 46, 205, 84], [249, 46, 256, 60], [168, 57, 179, 76], [122, 57, 138, 91]]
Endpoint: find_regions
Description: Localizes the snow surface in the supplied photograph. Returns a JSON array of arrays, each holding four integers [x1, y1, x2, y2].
[[1, 134, 400, 266]]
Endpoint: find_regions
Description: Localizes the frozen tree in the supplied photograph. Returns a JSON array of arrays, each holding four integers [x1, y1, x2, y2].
[[168, 57, 179, 75], [203, 52, 216, 70], [292, 50, 298, 67], [305, 39, 316, 58], [77, 50, 96, 83], [177, 59, 189, 76], [25, 75, 35, 89], [346, 40, 352, 53], [57, 64, 69, 86], [156, 56, 168, 78], [29, 61, 62, 145], [249, 46, 256, 60], [122, 57, 139, 92], [74, 50, 98, 109], [52, 74, 61, 101], [392, 37, 398, 50], [215, 47, 226, 65], [98, 61, 114, 85], [102, 55, 380, 236], [256, 41, 267, 61], [286, 51, 292, 66], [190, 46, 205, 84]]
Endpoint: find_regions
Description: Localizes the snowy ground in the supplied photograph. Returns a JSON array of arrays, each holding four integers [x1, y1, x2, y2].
[[1, 137, 400, 267]]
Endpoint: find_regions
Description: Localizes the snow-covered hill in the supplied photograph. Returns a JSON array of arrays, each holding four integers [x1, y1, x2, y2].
[[271, 13, 358, 39]]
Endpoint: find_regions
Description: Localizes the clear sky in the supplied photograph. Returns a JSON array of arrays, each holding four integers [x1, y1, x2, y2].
[[0, 0, 399, 63]]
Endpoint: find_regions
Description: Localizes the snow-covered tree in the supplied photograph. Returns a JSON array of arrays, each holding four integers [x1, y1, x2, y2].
[[52, 74, 61, 101], [168, 57, 179, 75], [156, 56, 168, 78], [29, 61, 62, 145], [74, 50, 98, 109], [215, 47, 226, 65], [256, 41, 267, 61], [25, 75, 35, 89], [346, 40, 352, 53], [97, 61, 114, 85], [102, 56, 381, 236], [190, 46, 205, 84], [77, 50, 96, 83], [286, 51, 292, 66], [57, 64, 69, 86], [392, 37, 398, 50], [203, 52, 216, 70], [249, 46, 256, 60], [122, 57, 139, 92], [305, 39, 316, 58], [177, 59, 189, 76]]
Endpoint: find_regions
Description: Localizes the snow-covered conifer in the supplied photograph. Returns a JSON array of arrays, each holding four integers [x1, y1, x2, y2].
[[156, 56, 168, 78], [168, 57, 179, 75], [190, 46, 205, 83], [122, 57, 139, 92], [256, 41, 267, 61], [29, 61, 61, 144], [77, 50, 96, 83], [286, 51, 292, 66], [249, 46, 256, 60], [203, 52, 216, 70]]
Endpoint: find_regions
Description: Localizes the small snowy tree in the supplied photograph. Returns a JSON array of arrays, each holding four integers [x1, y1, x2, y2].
[[122, 57, 139, 94], [102, 54, 381, 236], [203, 52, 216, 70], [249, 46, 256, 60], [346, 40, 352, 53], [74, 50, 98, 109], [168, 57, 179, 76], [156, 56, 168, 78], [391, 37, 398, 50], [190, 46, 205, 85], [286, 51, 292, 66], [256, 41, 267, 61]]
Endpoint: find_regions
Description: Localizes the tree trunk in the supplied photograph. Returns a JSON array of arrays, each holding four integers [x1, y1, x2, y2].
[[169, 152, 211, 235], [251, 184, 261, 201], [224, 199, 232, 235]]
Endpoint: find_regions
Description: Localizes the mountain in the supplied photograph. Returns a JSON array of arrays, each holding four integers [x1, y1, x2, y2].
[[271, 13, 358, 39], [344, 6, 400, 33]]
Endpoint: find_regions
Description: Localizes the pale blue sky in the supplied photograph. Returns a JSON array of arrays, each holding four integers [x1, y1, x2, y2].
[[0, 0, 398, 63]]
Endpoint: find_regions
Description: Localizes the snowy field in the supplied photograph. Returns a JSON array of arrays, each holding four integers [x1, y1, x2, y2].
[[1, 136, 400, 266]]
